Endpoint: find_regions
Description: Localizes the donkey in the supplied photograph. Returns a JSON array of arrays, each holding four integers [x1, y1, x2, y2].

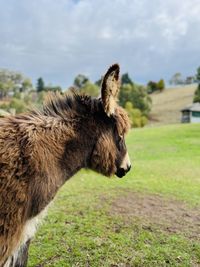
[[0, 64, 131, 267]]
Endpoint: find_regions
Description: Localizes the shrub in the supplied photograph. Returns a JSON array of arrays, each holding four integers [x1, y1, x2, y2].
[[119, 84, 152, 117], [125, 101, 148, 128]]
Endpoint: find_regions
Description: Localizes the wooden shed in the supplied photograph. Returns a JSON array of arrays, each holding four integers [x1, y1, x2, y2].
[[181, 103, 200, 123]]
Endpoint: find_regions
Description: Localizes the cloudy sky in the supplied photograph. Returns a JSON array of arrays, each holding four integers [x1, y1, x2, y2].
[[0, 0, 200, 88]]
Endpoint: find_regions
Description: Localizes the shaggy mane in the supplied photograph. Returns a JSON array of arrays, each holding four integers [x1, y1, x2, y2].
[[32, 91, 130, 134], [37, 92, 102, 119], [0, 91, 130, 136]]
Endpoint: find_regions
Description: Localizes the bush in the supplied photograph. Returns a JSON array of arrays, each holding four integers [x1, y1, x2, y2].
[[9, 98, 27, 113], [0, 98, 28, 114], [125, 102, 148, 128], [193, 85, 200, 103], [147, 79, 165, 93], [119, 84, 152, 117], [157, 79, 165, 92], [80, 82, 99, 97]]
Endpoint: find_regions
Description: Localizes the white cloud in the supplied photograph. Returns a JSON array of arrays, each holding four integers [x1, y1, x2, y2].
[[0, 0, 200, 86]]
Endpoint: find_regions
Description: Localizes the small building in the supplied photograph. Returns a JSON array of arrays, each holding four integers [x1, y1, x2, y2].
[[181, 103, 200, 123]]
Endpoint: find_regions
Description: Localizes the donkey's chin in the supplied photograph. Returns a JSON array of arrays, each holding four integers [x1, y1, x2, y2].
[[115, 168, 126, 178]]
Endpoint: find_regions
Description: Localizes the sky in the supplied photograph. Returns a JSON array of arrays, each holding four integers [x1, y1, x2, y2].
[[0, 0, 200, 88]]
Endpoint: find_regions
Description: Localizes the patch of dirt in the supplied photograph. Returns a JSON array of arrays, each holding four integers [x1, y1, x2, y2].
[[110, 192, 200, 240]]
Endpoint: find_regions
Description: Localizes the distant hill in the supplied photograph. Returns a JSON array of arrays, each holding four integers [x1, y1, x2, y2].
[[148, 84, 197, 126]]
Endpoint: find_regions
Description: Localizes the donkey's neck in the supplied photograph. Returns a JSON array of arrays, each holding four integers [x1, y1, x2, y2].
[[24, 115, 95, 218]]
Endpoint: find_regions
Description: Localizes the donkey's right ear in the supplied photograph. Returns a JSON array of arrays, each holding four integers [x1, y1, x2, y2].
[[101, 64, 120, 117]]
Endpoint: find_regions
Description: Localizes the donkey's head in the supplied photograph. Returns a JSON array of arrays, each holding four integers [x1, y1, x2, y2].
[[89, 64, 131, 178]]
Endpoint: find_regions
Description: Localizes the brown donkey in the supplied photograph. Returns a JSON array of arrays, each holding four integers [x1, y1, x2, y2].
[[0, 64, 131, 267]]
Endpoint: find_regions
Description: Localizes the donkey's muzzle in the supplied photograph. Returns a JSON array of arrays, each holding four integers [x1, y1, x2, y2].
[[115, 165, 131, 178]]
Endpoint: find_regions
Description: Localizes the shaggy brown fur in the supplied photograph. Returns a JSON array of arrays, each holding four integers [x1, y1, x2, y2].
[[0, 64, 131, 267]]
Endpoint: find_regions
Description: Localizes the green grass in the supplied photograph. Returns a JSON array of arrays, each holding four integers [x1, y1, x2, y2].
[[29, 123, 200, 267]]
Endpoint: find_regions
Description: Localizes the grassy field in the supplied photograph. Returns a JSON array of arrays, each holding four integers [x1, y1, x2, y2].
[[29, 123, 200, 267], [149, 84, 196, 126]]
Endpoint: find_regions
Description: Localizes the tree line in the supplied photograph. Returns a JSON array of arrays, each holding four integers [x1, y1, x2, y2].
[[71, 72, 152, 127], [0, 69, 154, 127], [169, 73, 197, 86], [2, 66, 199, 127], [1, 66, 199, 127]]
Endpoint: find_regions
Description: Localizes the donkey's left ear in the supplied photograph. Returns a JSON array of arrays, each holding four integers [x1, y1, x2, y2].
[[101, 64, 120, 116]]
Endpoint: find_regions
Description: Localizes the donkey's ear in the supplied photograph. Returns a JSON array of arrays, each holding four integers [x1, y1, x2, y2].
[[101, 64, 120, 116]]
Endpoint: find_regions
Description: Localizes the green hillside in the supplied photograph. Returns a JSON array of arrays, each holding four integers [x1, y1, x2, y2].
[[29, 124, 200, 267]]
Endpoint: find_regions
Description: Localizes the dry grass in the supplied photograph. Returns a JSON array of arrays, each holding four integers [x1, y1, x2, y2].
[[149, 84, 196, 126]]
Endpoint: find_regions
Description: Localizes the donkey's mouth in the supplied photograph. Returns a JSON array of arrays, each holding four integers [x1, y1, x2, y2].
[[115, 168, 126, 178]]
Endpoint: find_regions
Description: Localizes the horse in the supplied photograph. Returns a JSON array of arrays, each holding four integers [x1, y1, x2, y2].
[[0, 64, 131, 267]]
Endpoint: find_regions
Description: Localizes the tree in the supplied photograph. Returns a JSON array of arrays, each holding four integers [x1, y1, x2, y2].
[[185, 76, 195, 84], [147, 81, 158, 94], [0, 69, 33, 99], [0, 97, 28, 114], [195, 66, 200, 83], [193, 87, 200, 103], [74, 74, 89, 89], [36, 78, 45, 92], [125, 102, 147, 128], [80, 81, 99, 97], [169, 73, 183, 85], [119, 83, 152, 116], [21, 78, 32, 92], [157, 79, 165, 92], [95, 78, 102, 87], [121, 73, 133, 85], [193, 67, 200, 103], [147, 79, 165, 93], [0, 81, 10, 99], [73, 74, 98, 97]]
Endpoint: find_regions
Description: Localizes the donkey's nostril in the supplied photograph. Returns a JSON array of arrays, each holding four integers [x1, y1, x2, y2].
[[116, 165, 131, 178], [115, 168, 126, 178], [127, 165, 131, 172]]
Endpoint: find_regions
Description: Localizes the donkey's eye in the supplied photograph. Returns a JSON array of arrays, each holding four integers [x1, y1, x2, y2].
[[117, 135, 124, 150]]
